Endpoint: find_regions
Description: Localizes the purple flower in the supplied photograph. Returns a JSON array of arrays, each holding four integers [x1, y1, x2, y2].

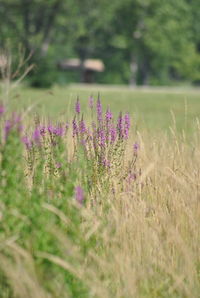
[[105, 108, 112, 122], [96, 98, 102, 123], [40, 126, 46, 136], [75, 186, 84, 204], [48, 124, 64, 136], [110, 125, 117, 143], [89, 96, 94, 109], [48, 124, 53, 134], [22, 136, 32, 150], [4, 114, 23, 139], [53, 126, 64, 136], [75, 97, 80, 114], [117, 112, 123, 138], [124, 113, 130, 139], [79, 117, 87, 134], [33, 128, 40, 144], [98, 128, 106, 147]]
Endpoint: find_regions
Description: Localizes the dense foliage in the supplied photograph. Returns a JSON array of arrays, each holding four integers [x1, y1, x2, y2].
[[0, 0, 200, 86]]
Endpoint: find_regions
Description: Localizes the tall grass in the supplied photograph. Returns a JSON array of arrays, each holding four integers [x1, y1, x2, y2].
[[0, 96, 200, 297]]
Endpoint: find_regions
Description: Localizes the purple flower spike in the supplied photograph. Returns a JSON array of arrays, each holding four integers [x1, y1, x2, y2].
[[75, 97, 80, 114], [33, 128, 40, 144], [110, 126, 117, 143], [75, 186, 84, 204], [105, 108, 112, 122], [96, 98, 102, 123], [124, 113, 130, 139], [79, 117, 87, 134], [97, 128, 106, 147], [48, 124, 53, 134], [89, 96, 94, 109], [98, 128, 106, 147], [117, 112, 123, 138], [22, 136, 32, 150], [54, 126, 64, 136]]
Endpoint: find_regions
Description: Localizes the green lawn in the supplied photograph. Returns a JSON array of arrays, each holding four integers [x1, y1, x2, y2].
[[11, 84, 200, 134]]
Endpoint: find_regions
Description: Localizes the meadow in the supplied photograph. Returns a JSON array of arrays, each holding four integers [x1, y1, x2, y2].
[[0, 85, 200, 298], [12, 84, 200, 132]]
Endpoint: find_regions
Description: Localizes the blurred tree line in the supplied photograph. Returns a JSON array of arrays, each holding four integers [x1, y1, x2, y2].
[[0, 0, 200, 87]]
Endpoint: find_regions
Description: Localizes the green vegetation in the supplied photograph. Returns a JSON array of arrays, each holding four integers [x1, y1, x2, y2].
[[0, 87, 200, 297], [12, 85, 200, 133], [0, 0, 200, 86]]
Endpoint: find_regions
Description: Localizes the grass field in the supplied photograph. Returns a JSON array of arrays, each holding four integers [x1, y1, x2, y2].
[[11, 84, 200, 133], [1, 84, 200, 297]]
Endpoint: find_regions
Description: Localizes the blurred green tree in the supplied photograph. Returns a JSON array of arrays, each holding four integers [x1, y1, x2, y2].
[[0, 0, 64, 56], [107, 0, 197, 85], [0, 0, 200, 86]]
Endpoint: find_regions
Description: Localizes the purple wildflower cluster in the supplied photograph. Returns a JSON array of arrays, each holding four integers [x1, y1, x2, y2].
[[117, 112, 130, 139], [73, 98, 131, 144], [1, 96, 140, 205], [21, 135, 32, 150], [21, 123, 67, 149], [105, 108, 112, 122], [97, 98, 103, 124], [71, 97, 133, 171], [1, 97, 138, 166], [3, 112, 23, 140]]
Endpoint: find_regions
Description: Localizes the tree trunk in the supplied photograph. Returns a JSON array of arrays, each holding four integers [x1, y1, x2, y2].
[[138, 59, 149, 86], [129, 55, 138, 86], [79, 59, 85, 83]]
